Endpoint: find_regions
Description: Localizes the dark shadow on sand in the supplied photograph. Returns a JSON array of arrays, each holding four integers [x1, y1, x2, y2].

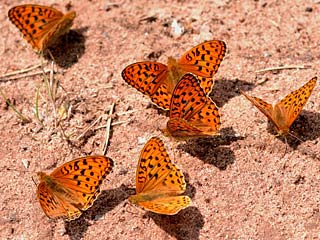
[[178, 127, 244, 170], [44, 27, 88, 68], [211, 78, 255, 107], [64, 184, 132, 240], [148, 206, 204, 240]]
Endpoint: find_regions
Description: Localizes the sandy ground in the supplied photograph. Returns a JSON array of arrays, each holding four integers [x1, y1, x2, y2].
[[0, 0, 319, 239]]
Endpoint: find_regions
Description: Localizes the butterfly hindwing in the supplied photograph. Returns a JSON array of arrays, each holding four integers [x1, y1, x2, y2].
[[276, 77, 317, 128], [37, 182, 82, 221], [138, 196, 191, 215]]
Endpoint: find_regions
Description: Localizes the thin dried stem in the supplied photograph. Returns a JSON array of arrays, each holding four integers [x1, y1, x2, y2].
[[0, 62, 46, 80], [255, 65, 311, 73], [102, 102, 116, 155], [0, 87, 31, 123], [76, 115, 103, 141]]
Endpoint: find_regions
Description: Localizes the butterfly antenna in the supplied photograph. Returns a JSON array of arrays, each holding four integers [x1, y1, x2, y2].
[[125, 201, 141, 216], [31, 176, 38, 187], [281, 136, 288, 165], [288, 131, 304, 143], [47, 49, 56, 63]]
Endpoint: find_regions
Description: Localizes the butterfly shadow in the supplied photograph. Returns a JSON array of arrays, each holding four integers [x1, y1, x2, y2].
[[64, 184, 132, 240], [211, 78, 255, 107], [147, 206, 205, 240], [44, 27, 88, 68], [184, 173, 197, 199], [270, 109, 320, 150], [178, 127, 244, 170]]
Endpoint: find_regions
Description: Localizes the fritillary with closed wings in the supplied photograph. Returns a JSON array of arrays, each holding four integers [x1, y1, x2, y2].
[[162, 73, 221, 139], [128, 137, 191, 215], [240, 77, 317, 135]]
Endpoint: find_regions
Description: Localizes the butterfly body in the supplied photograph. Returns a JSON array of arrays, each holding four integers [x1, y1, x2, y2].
[[241, 77, 317, 135], [8, 4, 76, 52], [162, 73, 221, 139], [36, 156, 113, 221], [129, 137, 190, 215], [122, 40, 226, 110]]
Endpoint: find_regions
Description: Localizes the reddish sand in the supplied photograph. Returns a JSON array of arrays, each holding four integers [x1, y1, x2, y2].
[[0, 1, 319, 239]]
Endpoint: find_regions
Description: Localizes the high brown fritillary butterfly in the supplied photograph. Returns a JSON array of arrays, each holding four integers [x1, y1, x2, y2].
[[128, 137, 191, 215], [121, 40, 226, 110], [161, 73, 221, 139], [8, 4, 76, 52], [240, 77, 317, 135], [37, 156, 113, 221]]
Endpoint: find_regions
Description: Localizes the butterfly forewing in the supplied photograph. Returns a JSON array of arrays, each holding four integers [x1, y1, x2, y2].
[[240, 90, 274, 122], [122, 62, 171, 110], [169, 73, 207, 119], [178, 40, 227, 95], [276, 77, 317, 128], [135, 137, 172, 193]]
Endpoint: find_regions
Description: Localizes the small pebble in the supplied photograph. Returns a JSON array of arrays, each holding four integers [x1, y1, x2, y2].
[[305, 7, 313, 12], [21, 159, 30, 169], [137, 137, 147, 145], [171, 19, 184, 38]]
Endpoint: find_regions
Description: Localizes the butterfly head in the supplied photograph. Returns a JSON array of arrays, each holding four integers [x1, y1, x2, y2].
[[37, 171, 47, 181]]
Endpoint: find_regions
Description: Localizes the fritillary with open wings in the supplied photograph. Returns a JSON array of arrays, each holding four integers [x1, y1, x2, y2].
[[37, 156, 113, 221], [8, 4, 76, 52], [122, 40, 226, 110]]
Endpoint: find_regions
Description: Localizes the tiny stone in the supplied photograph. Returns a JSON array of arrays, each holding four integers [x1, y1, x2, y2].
[[263, 51, 271, 57], [305, 7, 312, 12], [171, 19, 184, 38], [58, 225, 67, 236], [94, 214, 104, 221], [137, 137, 147, 145], [21, 159, 30, 169]]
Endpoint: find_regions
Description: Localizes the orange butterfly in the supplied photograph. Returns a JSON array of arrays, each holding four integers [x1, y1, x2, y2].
[[122, 40, 226, 110], [37, 156, 113, 221], [129, 137, 191, 215], [241, 77, 317, 135], [162, 73, 221, 139], [8, 4, 76, 52]]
